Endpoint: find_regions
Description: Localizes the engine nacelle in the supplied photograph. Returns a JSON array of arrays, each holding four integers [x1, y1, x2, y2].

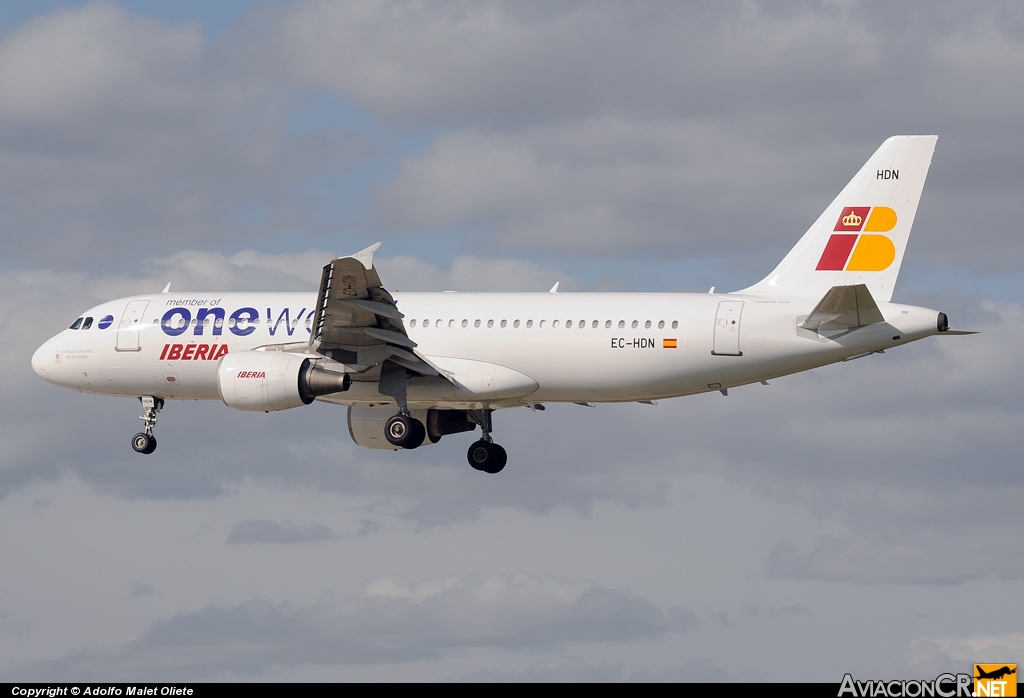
[[347, 406, 476, 449], [218, 351, 350, 412]]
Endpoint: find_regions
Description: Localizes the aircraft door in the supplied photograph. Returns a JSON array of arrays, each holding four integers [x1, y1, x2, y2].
[[116, 300, 150, 352], [712, 301, 743, 356]]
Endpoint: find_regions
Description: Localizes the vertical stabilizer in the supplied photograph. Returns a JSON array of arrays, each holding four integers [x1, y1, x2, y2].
[[738, 136, 937, 301]]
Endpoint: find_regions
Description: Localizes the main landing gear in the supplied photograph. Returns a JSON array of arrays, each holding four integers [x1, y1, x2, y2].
[[466, 409, 506, 474], [131, 395, 163, 455], [383, 406, 507, 474], [384, 411, 426, 450]]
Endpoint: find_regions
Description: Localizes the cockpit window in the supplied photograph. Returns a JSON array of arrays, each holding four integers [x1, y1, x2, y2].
[[82, 317, 94, 330], [69, 317, 83, 330]]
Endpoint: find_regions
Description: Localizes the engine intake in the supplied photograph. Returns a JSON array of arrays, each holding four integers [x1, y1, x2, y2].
[[218, 351, 350, 412]]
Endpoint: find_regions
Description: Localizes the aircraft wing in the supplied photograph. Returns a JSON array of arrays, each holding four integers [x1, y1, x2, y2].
[[799, 284, 885, 331], [310, 244, 441, 377]]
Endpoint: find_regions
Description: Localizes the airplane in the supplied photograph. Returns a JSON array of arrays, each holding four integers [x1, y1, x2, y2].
[[32, 135, 972, 473], [975, 666, 1017, 681]]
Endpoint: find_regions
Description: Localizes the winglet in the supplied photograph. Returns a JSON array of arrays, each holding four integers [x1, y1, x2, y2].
[[161, 283, 172, 294], [549, 282, 559, 293], [349, 242, 382, 270]]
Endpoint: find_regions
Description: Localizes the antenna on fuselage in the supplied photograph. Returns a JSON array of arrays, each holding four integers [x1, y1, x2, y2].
[[161, 283, 171, 294]]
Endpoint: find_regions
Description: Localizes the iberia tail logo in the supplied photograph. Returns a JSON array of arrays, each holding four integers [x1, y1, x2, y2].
[[817, 206, 897, 272]]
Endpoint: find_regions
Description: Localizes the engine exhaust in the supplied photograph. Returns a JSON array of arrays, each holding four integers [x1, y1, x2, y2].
[[299, 362, 351, 403]]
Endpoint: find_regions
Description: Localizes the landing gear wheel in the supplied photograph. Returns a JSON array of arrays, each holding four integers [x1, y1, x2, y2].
[[385, 414, 414, 447], [403, 419, 426, 450], [132, 432, 156, 455], [467, 440, 507, 474]]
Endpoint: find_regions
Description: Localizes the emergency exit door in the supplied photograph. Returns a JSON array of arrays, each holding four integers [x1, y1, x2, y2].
[[712, 301, 743, 356], [116, 300, 149, 352]]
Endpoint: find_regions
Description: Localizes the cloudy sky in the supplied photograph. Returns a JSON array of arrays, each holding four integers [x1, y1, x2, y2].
[[2, 0, 1023, 682]]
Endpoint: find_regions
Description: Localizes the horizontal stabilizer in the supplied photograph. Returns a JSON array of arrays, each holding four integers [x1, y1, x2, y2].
[[799, 284, 884, 331]]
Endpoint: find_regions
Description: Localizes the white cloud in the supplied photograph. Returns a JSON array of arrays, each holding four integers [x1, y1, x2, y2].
[[373, 120, 838, 256]]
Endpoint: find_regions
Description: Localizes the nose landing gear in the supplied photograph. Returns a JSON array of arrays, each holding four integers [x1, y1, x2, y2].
[[131, 396, 163, 455]]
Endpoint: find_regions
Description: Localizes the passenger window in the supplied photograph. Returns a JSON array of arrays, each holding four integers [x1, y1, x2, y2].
[[449, 319, 455, 328], [436, 319, 442, 327], [69, 317, 83, 330], [592, 320, 598, 328], [540, 320, 546, 328], [605, 320, 611, 328], [228, 318, 237, 328], [631, 320, 638, 329], [618, 320, 625, 329], [526, 320, 533, 328], [645, 320, 651, 329], [474, 319, 480, 328], [487, 319, 494, 328], [658, 320, 665, 329], [410, 319, 417, 327], [461, 319, 468, 327], [500, 319, 507, 328], [513, 320, 520, 328], [579, 320, 585, 329], [553, 320, 560, 328], [672, 320, 678, 329], [82, 317, 94, 329], [566, 320, 573, 328]]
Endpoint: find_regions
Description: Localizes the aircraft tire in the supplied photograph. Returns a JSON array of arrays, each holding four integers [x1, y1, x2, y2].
[[404, 419, 426, 450], [467, 441, 507, 474], [132, 433, 156, 454], [385, 414, 413, 447]]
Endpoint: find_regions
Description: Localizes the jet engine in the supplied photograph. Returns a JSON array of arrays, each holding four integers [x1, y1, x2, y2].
[[217, 351, 350, 412], [348, 406, 476, 450]]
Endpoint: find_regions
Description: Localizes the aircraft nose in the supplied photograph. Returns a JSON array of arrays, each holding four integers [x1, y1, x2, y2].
[[31, 340, 53, 379]]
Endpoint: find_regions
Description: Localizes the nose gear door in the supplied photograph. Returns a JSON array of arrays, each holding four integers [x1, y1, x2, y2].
[[712, 300, 744, 356], [116, 300, 150, 352]]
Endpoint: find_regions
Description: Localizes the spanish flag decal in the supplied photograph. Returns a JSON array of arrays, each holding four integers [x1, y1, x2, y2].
[[663, 338, 677, 349]]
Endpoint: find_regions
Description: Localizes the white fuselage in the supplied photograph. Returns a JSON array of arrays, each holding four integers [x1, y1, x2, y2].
[[32, 290, 942, 408]]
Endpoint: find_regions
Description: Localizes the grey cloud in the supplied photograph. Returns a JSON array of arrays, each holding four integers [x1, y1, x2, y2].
[[128, 582, 156, 599], [459, 655, 731, 682], [226, 519, 335, 545], [283, 1, 1024, 267], [3, 575, 691, 680], [904, 633, 1024, 678], [372, 121, 841, 259], [3, 1, 1022, 271], [0, 4, 365, 268]]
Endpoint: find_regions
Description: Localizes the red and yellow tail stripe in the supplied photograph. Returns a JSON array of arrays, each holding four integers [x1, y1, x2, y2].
[[817, 206, 897, 272]]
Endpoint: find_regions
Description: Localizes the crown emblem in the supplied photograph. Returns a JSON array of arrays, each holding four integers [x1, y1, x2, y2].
[[842, 210, 862, 227]]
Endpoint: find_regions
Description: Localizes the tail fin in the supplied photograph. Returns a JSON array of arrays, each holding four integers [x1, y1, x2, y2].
[[739, 135, 937, 301]]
